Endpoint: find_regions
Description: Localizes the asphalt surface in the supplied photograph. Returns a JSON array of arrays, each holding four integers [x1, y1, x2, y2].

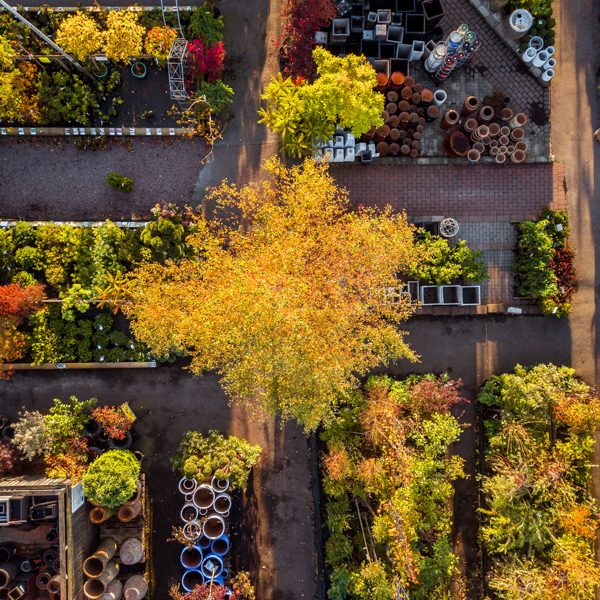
[[0, 137, 208, 219], [190, 0, 283, 211], [0, 366, 316, 600]]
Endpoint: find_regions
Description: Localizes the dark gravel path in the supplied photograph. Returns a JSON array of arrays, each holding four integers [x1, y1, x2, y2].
[[0, 137, 209, 220]]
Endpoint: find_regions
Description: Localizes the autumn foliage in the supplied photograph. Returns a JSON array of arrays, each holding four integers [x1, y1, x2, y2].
[[0, 283, 45, 319], [121, 158, 420, 430], [0, 284, 45, 377]]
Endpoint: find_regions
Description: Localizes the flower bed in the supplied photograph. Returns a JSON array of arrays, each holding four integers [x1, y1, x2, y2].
[[478, 364, 600, 600], [0, 6, 233, 128], [320, 374, 468, 600], [0, 204, 200, 372], [514, 208, 575, 316]]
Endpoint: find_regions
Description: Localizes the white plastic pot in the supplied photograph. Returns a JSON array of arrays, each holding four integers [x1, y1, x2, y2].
[[211, 477, 229, 494], [193, 485, 215, 512], [544, 58, 556, 70], [179, 478, 197, 495], [203, 513, 226, 540], [541, 69, 554, 82], [432, 90, 447, 107], [522, 47, 537, 63], [546, 46, 555, 57], [532, 50, 549, 68]]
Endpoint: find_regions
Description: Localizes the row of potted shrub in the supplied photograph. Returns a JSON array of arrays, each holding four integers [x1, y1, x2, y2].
[[0, 5, 233, 126], [0, 397, 136, 481], [0, 205, 202, 370], [514, 207, 575, 316]]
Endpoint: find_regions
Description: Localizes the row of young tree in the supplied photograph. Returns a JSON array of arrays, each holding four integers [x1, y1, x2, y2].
[[320, 365, 600, 600]]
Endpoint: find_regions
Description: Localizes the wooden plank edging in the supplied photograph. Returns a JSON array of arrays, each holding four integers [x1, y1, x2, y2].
[[0, 361, 157, 370], [0, 126, 195, 137]]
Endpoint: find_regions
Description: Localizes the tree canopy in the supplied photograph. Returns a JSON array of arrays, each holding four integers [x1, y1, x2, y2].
[[118, 159, 420, 430], [259, 47, 384, 157]]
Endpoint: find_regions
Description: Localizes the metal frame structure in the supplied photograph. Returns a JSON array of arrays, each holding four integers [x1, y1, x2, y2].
[[0, 0, 92, 77], [159, 0, 189, 102], [167, 38, 189, 101]]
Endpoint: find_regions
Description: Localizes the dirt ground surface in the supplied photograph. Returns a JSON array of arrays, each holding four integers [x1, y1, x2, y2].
[[550, 0, 600, 570], [0, 366, 317, 600], [0, 137, 209, 219]]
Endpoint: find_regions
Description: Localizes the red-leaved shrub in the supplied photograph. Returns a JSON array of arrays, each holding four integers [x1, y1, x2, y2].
[[188, 38, 225, 83], [550, 245, 576, 303], [280, 0, 336, 79], [0, 283, 45, 321], [404, 377, 466, 416]]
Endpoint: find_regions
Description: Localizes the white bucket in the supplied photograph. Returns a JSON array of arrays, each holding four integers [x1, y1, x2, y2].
[[541, 69, 554, 82], [532, 50, 549, 68], [432, 90, 447, 107], [522, 47, 537, 63], [528, 36, 544, 50]]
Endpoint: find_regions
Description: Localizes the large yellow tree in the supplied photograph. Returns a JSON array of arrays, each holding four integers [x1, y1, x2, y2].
[[120, 159, 420, 430]]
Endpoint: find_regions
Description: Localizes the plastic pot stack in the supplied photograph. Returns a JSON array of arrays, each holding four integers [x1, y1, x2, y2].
[[178, 477, 232, 593], [429, 25, 481, 83], [521, 38, 556, 83]]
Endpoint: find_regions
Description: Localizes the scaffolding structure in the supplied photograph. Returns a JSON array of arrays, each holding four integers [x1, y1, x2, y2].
[[167, 38, 189, 101], [159, 0, 189, 103]]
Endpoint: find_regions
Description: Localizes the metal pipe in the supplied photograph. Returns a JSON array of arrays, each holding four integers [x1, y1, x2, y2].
[[0, 0, 93, 77]]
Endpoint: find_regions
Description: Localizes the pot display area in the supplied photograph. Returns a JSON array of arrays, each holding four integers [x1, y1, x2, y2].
[[178, 477, 232, 592], [84, 475, 149, 600], [315, 3, 548, 163]]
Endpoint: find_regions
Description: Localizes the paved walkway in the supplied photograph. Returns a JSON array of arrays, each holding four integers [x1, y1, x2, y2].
[[551, 2, 600, 390], [190, 0, 282, 211], [333, 163, 565, 304], [332, 163, 564, 221]]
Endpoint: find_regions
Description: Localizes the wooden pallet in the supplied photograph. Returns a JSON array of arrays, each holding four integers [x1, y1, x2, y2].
[[99, 475, 146, 564]]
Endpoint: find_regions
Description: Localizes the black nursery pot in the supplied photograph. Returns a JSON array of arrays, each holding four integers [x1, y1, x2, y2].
[[84, 419, 102, 439], [108, 430, 133, 450]]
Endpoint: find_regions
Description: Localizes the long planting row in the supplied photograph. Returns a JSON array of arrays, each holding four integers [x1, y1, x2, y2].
[[0, 5, 233, 126], [320, 365, 600, 600], [514, 208, 575, 317], [0, 205, 198, 368]]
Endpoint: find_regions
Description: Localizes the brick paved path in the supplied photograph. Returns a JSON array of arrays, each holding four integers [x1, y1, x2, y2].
[[332, 163, 565, 221], [440, 2, 550, 142]]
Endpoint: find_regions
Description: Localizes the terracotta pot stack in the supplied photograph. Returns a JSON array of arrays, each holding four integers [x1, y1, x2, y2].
[[368, 72, 437, 159], [446, 96, 530, 164]]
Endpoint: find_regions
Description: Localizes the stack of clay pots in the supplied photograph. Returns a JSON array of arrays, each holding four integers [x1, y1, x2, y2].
[[85, 481, 147, 600], [178, 476, 232, 593], [368, 71, 446, 159], [0, 542, 62, 600], [83, 537, 147, 600], [442, 96, 528, 164]]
